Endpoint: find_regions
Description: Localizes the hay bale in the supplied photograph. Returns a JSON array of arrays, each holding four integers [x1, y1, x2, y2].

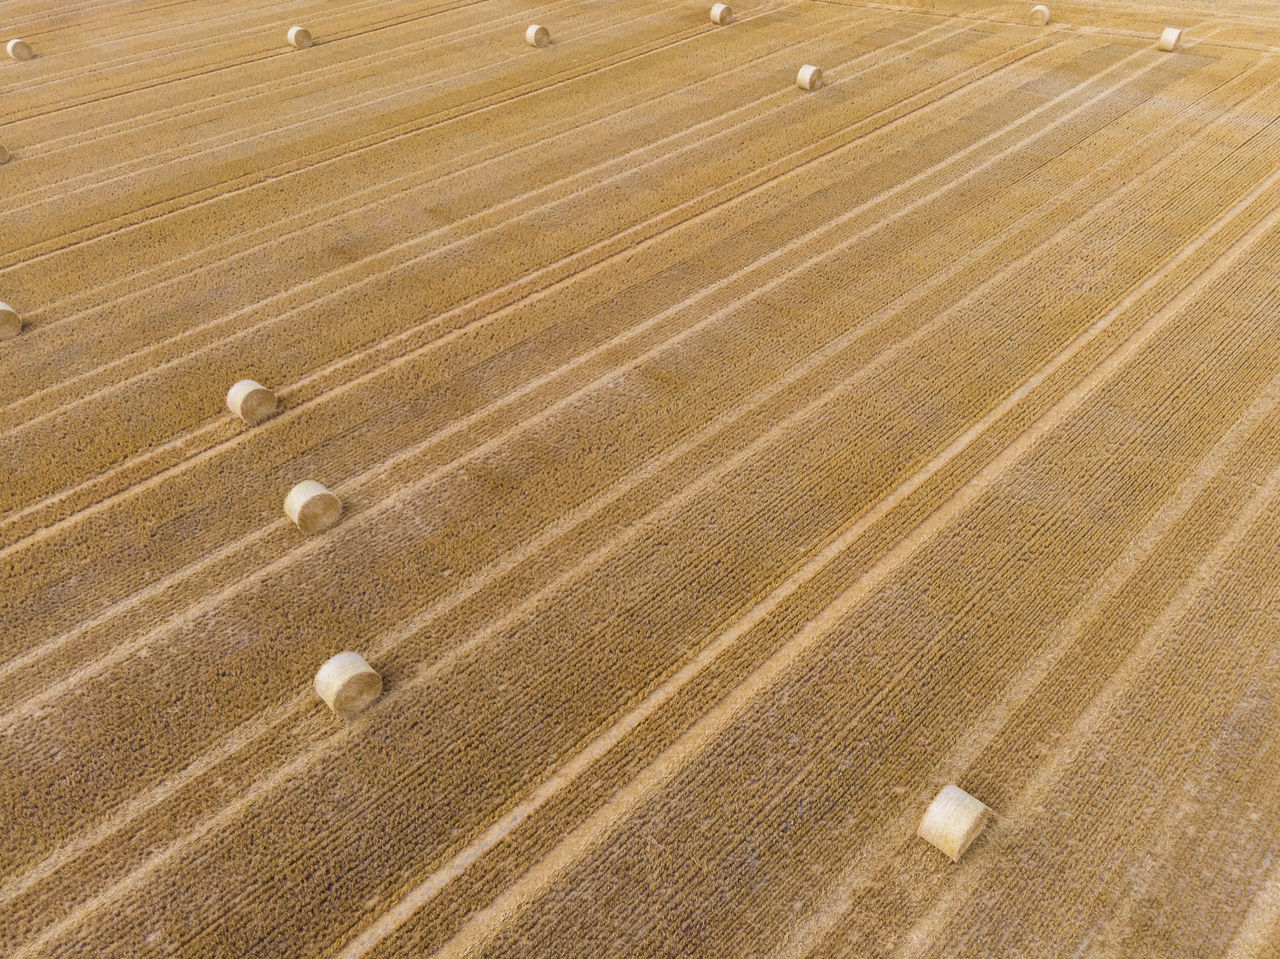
[[1030, 4, 1050, 25], [917, 784, 990, 861], [284, 480, 342, 533], [0, 302, 20, 340], [226, 379, 278, 425], [1157, 26, 1182, 51], [710, 3, 733, 25], [0, 144, 9, 164], [7, 39, 33, 61], [526, 24, 551, 47], [315, 652, 382, 718], [797, 64, 822, 91], [288, 26, 313, 49]]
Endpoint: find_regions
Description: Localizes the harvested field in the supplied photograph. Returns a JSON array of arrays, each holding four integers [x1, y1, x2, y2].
[[2, 0, 1280, 954]]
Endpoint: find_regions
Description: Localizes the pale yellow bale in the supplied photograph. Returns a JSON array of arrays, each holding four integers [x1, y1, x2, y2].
[[315, 652, 382, 718], [1158, 26, 1182, 51], [284, 480, 342, 533], [0, 302, 19, 340], [797, 64, 822, 91], [917, 784, 990, 861], [225, 379, 278, 425]]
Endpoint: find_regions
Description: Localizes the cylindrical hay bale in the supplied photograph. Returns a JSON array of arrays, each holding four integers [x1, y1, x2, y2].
[[917, 784, 990, 861], [0, 144, 9, 165], [315, 652, 382, 718], [710, 3, 732, 25], [1030, 4, 1050, 25], [0, 302, 20, 340], [7, 39, 34, 61], [226, 379, 277, 425], [526, 24, 551, 47], [284, 480, 342, 533], [797, 64, 822, 91], [287, 26, 313, 49], [1157, 26, 1182, 51]]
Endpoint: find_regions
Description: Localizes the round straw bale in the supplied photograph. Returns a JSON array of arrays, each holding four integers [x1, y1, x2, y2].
[[315, 652, 382, 718], [1030, 4, 1050, 25], [7, 39, 33, 61], [226, 379, 277, 425], [0, 302, 19, 340], [1157, 26, 1182, 51], [710, 3, 733, 25], [526, 24, 551, 47], [0, 144, 9, 164], [287, 26, 313, 49], [917, 784, 990, 861], [284, 480, 342, 533], [797, 64, 822, 91]]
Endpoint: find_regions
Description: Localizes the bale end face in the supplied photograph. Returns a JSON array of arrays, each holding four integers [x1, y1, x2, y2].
[[797, 64, 822, 91], [1030, 4, 1050, 25], [288, 26, 313, 49], [0, 302, 20, 340], [315, 652, 382, 718], [285, 480, 342, 533], [226, 379, 278, 425], [7, 39, 33, 61], [1157, 26, 1182, 51], [917, 784, 990, 861], [526, 24, 551, 47], [710, 3, 733, 25]]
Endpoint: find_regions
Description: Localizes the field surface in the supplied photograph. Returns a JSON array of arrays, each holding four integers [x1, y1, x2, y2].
[[2, 0, 1280, 955]]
